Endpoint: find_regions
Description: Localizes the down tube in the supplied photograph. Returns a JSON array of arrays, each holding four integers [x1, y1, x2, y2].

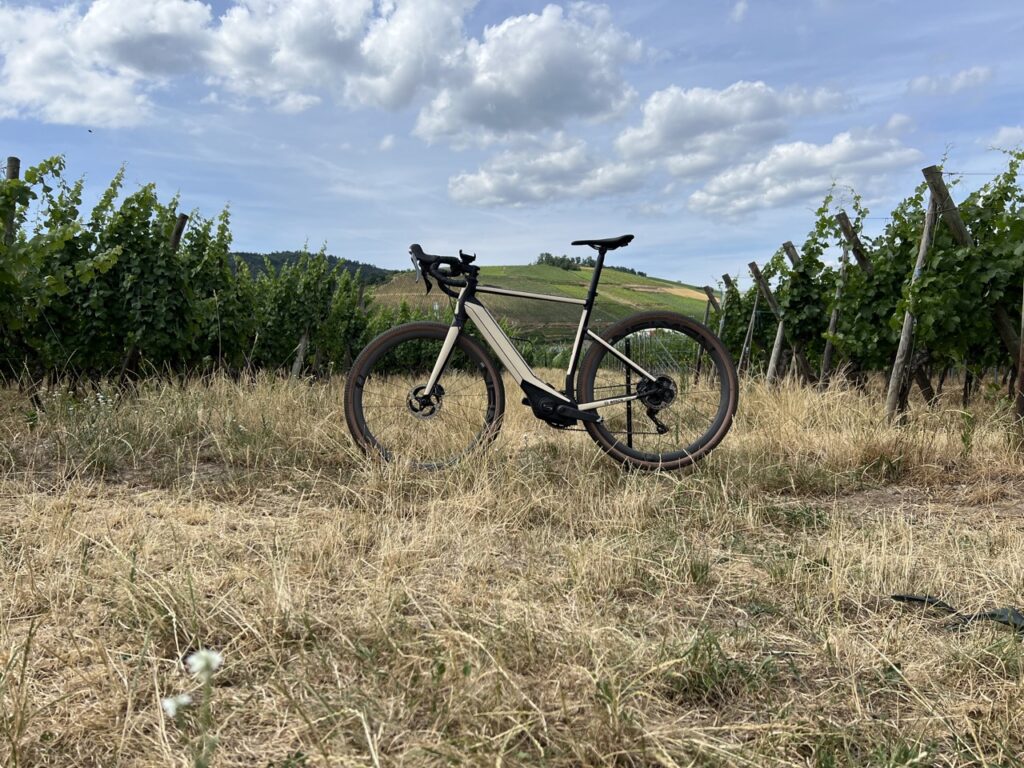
[[463, 301, 568, 400]]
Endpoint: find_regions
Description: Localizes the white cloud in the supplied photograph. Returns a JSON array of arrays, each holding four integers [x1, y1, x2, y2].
[[885, 113, 914, 133], [206, 0, 473, 112], [0, 0, 643, 134], [345, 0, 474, 109], [448, 135, 646, 206], [379, 134, 395, 151], [207, 0, 374, 111], [206, 0, 640, 132], [688, 131, 923, 216], [730, 0, 749, 23], [0, 5, 152, 127], [908, 65, 992, 95], [415, 3, 642, 145], [615, 81, 843, 178], [276, 93, 322, 113], [74, 0, 212, 77], [988, 125, 1024, 147], [0, 0, 475, 122]]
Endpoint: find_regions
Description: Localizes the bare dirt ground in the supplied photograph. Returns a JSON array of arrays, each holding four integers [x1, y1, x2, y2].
[[2, 376, 1023, 767]]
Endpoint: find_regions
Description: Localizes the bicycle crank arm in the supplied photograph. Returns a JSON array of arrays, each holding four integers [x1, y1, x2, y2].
[[555, 403, 602, 423]]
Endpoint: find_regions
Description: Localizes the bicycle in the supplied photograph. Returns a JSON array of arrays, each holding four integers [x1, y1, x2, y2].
[[343, 235, 738, 471]]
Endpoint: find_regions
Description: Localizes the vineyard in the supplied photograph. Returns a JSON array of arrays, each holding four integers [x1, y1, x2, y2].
[[0, 156, 412, 382], [3, 152, 1024, 405], [706, 151, 1024, 419], [4, 153, 1024, 765]]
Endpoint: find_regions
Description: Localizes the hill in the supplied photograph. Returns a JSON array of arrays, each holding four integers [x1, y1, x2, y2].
[[232, 251, 393, 284], [373, 263, 711, 339]]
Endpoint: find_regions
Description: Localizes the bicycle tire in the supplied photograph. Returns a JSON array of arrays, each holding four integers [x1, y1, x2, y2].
[[344, 322, 506, 469], [577, 311, 738, 471]]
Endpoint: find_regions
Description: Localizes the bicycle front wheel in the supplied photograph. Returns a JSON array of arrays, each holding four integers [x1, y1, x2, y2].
[[344, 322, 505, 469], [577, 311, 738, 471]]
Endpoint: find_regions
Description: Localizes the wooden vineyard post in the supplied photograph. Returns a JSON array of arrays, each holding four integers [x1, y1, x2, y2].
[[922, 165, 1022, 369], [703, 285, 722, 316], [291, 331, 310, 379], [766, 319, 786, 382], [836, 211, 874, 276], [837, 208, 935, 401], [739, 289, 759, 374], [748, 262, 816, 383], [696, 290, 712, 382], [885, 194, 937, 421], [820, 245, 848, 386], [700, 293, 714, 326], [783, 241, 801, 268], [720, 274, 735, 337], [693, 290, 716, 381], [170, 213, 189, 252], [780, 243, 803, 381], [4, 157, 19, 247], [1018, 277, 1024, 420]]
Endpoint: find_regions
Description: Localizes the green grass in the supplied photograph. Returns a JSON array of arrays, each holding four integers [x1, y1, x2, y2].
[[374, 264, 711, 339]]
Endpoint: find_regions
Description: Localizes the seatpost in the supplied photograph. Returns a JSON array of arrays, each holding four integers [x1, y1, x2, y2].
[[565, 246, 607, 395], [586, 247, 607, 306]]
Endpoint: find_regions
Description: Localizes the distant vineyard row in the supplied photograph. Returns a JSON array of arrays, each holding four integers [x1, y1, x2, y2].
[[0, 156, 423, 380]]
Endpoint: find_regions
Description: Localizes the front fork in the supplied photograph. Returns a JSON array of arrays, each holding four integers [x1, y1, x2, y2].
[[423, 323, 461, 395]]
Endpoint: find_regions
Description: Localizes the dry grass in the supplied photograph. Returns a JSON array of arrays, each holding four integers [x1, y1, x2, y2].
[[1, 374, 1024, 766]]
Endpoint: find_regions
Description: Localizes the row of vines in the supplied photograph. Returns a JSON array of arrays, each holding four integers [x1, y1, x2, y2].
[[4, 151, 1023, 393], [0, 156, 435, 381], [713, 150, 1024, 405]]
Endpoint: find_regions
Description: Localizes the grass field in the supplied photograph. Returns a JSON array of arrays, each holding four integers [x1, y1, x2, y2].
[[374, 265, 710, 339], [2, 374, 1024, 766]]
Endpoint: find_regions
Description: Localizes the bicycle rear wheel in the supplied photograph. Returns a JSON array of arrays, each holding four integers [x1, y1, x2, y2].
[[344, 322, 505, 469], [577, 311, 738, 471]]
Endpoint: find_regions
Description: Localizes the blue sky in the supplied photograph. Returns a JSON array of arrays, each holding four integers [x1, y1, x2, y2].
[[1, 0, 1022, 285]]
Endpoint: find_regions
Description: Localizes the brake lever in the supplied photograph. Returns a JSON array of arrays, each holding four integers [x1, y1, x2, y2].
[[410, 254, 432, 294]]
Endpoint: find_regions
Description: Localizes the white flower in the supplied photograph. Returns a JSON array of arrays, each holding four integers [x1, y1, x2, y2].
[[185, 649, 224, 678], [161, 693, 193, 718]]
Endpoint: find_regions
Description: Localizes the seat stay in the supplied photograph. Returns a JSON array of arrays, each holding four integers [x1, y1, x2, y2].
[[583, 329, 658, 383]]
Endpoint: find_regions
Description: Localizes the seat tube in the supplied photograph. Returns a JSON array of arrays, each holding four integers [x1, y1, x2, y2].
[[565, 247, 607, 393]]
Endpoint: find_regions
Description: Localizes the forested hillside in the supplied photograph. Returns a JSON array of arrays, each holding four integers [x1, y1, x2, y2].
[[232, 250, 392, 284]]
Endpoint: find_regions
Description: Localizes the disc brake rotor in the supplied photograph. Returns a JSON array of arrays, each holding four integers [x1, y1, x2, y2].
[[407, 384, 444, 419]]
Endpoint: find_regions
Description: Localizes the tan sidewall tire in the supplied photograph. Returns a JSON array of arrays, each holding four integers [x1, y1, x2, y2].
[[577, 311, 738, 471], [343, 322, 506, 464]]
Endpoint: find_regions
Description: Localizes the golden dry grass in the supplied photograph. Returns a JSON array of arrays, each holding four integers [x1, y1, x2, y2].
[[1, 374, 1023, 766]]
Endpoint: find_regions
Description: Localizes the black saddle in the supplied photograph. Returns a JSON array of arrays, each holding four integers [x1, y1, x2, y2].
[[571, 234, 634, 251]]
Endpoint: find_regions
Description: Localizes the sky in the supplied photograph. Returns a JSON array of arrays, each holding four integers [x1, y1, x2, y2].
[[1, 0, 1022, 285]]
